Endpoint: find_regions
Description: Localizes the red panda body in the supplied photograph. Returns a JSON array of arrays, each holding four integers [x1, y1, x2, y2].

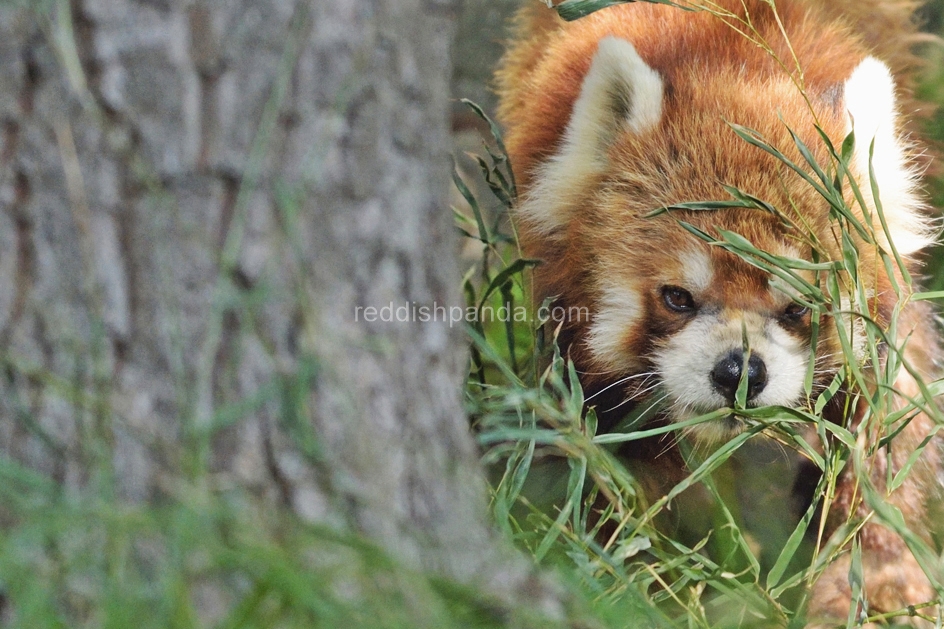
[[496, 0, 942, 622]]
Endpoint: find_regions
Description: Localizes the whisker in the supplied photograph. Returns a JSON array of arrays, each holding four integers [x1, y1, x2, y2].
[[658, 424, 687, 460], [576, 366, 623, 377], [605, 390, 667, 417], [585, 371, 659, 402], [627, 380, 662, 399]]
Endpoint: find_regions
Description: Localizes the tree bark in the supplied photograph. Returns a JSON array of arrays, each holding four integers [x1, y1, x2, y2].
[[0, 0, 573, 623]]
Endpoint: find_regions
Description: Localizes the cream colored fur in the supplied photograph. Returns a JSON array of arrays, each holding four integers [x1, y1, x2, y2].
[[844, 57, 937, 255], [517, 37, 663, 235]]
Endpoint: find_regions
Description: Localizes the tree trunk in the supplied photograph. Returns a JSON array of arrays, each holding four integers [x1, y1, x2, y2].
[[0, 0, 572, 624]]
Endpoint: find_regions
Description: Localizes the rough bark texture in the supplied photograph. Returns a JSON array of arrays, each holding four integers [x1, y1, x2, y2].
[[0, 0, 569, 621]]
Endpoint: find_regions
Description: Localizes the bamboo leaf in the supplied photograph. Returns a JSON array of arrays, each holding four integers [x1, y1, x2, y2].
[[452, 163, 490, 244], [554, 0, 692, 21], [767, 474, 826, 590], [477, 258, 542, 311]]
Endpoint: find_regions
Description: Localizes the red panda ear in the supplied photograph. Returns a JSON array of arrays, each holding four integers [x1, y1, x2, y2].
[[517, 37, 663, 235], [843, 57, 935, 255], [568, 36, 664, 149]]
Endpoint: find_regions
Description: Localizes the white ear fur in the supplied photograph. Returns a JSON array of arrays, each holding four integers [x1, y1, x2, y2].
[[518, 37, 663, 234], [844, 57, 935, 254]]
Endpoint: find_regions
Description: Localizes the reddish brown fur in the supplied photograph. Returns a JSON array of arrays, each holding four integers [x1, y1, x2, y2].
[[496, 0, 942, 624]]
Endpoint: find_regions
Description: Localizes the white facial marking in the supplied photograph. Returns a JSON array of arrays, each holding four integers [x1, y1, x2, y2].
[[679, 248, 713, 293], [586, 281, 643, 372], [655, 313, 731, 414], [518, 36, 664, 235], [844, 57, 935, 255], [653, 311, 808, 439], [772, 243, 802, 263], [767, 244, 807, 303], [752, 322, 809, 407]]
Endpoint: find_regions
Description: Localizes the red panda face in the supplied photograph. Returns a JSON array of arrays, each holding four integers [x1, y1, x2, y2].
[[510, 34, 932, 441], [584, 221, 825, 441]]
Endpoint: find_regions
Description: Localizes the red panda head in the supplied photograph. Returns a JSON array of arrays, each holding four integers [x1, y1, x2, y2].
[[515, 34, 935, 440]]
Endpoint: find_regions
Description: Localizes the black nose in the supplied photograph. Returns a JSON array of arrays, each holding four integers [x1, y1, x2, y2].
[[710, 350, 767, 403]]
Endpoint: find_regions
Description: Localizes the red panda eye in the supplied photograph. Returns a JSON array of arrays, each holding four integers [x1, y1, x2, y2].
[[782, 303, 809, 320], [662, 286, 696, 312]]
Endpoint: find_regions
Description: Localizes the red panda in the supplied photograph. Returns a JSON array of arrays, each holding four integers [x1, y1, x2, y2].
[[495, 0, 942, 623]]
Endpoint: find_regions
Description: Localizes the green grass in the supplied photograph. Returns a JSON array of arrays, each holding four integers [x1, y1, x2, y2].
[[0, 457, 536, 629]]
